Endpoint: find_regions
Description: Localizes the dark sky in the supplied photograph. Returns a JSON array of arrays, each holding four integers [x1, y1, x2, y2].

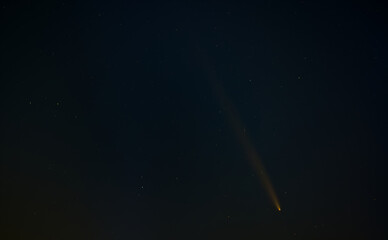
[[1, 1, 387, 239]]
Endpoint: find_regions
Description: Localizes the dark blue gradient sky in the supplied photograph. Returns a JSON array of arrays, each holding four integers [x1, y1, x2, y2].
[[1, 1, 387, 239]]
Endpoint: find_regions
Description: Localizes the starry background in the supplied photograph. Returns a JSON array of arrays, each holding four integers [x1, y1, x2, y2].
[[1, 0, 387, 239]]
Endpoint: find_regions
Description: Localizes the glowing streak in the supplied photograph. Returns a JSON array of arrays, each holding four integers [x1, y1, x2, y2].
[[196, 46, 281, 211], [213, 81, 282, 212]]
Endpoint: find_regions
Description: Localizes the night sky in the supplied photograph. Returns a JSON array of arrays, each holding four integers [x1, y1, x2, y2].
[[1, 1, 387, 239]]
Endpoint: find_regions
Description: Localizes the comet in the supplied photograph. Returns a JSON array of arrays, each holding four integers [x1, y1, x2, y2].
[[213, 78, 281, 212], [196, 45, 281, 212]]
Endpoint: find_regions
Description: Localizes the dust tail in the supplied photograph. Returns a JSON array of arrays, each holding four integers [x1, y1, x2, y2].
[[213, 79, 281, 212], [196, 45, 281, 212]]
